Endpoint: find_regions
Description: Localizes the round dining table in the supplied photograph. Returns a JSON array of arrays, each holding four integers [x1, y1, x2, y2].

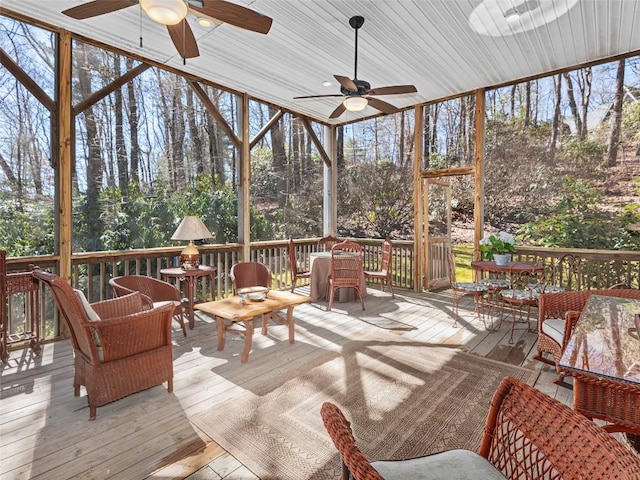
[[470, 260, 544, 276]]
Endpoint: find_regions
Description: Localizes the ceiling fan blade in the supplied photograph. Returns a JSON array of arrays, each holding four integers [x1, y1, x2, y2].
[[367, 85, 417, 96], [62, 0, 134, 19], [189, 0, 273, 34], [329, 103, 347, 119], [366, 97, 400, 115], [334, 75, 358, 92], [294, 94, 345, 100], [167, 22, 200, 59]]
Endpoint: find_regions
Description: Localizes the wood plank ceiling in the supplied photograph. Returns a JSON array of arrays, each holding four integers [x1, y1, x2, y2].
[[2, 0, 640, 125]]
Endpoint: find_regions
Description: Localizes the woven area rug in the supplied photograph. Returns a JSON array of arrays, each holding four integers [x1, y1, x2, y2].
[[191, 334, 538, 479]]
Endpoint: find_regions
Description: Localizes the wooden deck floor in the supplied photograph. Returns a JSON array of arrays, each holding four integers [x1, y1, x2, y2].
[[1, 287, 575, 479]]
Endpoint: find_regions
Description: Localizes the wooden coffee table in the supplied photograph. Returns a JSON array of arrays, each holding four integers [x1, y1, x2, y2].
[[195, 290, 310, 363]]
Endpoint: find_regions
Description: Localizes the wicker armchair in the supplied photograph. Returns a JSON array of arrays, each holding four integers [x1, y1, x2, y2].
[[535, 288, 640, 385], [109, 275, 187, 337], [288, 237, 311, 292], [33, 268, 175, 420], [327, 240, 365, 311], [321, 376, 640, 480], [364, 238, 394, 298]]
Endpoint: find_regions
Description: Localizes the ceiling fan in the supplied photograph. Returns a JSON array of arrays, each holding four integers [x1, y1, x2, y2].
[[61, 0, 272, 60], [294, 15, 417, 119]]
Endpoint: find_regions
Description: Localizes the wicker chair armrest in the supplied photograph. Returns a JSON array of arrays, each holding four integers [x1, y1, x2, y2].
[[92, 302, 174, 362], [91, 291, 153, 319]]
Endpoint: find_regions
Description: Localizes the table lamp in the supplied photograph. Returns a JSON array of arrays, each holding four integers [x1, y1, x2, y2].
[[171, 216, 214, 269]]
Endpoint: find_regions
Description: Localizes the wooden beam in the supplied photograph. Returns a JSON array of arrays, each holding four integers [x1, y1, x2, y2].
[[57, 30, 73, 282], [1, 47, 55, 111], [300, 117, 331, 168], [420, 167, 474, 178], [73, 63, 151, 115], [250, 109, 284, 149], [188, 80, 241, 150], [473, 89, 485, 260]]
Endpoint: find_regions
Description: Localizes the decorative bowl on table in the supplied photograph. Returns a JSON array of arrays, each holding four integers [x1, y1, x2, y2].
[[238, 286, 269, 302]]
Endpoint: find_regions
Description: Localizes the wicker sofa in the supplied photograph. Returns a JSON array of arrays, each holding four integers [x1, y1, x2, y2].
[[535, 288, 640, 384], [33, 268, 175, 420], [321, 376, 640, 479]]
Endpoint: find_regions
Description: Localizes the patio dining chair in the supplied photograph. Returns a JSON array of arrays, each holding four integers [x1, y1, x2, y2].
[[327, 240, 365, 311], [229, 261, 278, 334], [364, 238, 394, 298], [109, 275, 187, 337], [446, 249, 487, 328], [230, 261, 272, 294], [321, 376, 640, 480], [498, 269, 552, 344], [288, 237, 311, 292], [317, 235, 340, 252]]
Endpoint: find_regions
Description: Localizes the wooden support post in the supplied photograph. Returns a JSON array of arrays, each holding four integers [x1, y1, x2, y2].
[[413, 104, 424, 292], [57, 30, 72, 282], [239, 93, 251, 261], [473, 89, 485, 259]]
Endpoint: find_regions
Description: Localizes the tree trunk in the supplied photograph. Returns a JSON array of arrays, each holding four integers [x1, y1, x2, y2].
[[186, 88, 204, 176], [269, 106, 287, 207], [524, 81, 531, 127], [171, 83, 186, 189], [550, 74, 562, 160], [113, 58, 128, 194], [337, 126, 344, 172], [607, 59, 625, 167], [578, 67, 592, 139], [125, 58, 140, 185], [76, 44, 104, 250], [563, 72, 583, 138], [292, 116, 301, 192]]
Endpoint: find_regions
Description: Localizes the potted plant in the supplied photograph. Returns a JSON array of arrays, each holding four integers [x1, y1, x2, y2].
[[479, 231, 517, 266]]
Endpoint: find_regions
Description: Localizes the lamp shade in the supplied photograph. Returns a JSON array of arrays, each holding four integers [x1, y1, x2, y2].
[[171, 216, 213, 241], [140, 0, 188, 26], [343, 96, 368, 112]]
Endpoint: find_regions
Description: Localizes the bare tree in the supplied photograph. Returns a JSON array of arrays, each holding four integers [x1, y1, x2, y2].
[[125, 58, 140, 184], [550, 74, 562, 159], [269, 106, 287, 207], [607, 59, 625, 167]]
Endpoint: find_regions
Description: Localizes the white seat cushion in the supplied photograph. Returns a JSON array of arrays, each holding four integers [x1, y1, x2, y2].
[[153, 300, 181, 310], [371, 449, 507, 480], [541, 318, 566, 345], [73, 289, 103, 361]]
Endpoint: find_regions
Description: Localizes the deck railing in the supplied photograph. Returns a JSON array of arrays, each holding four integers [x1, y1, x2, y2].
[[3, 240, 639, 355]]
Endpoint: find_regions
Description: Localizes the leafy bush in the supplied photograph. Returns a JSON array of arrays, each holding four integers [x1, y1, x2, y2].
[[519, 177, 640, 250]]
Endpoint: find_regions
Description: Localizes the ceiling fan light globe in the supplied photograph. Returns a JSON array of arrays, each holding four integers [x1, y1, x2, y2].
[[196, 17, 213, 28], [343, 96, 368, 112], [140, 0, 188, 26]]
